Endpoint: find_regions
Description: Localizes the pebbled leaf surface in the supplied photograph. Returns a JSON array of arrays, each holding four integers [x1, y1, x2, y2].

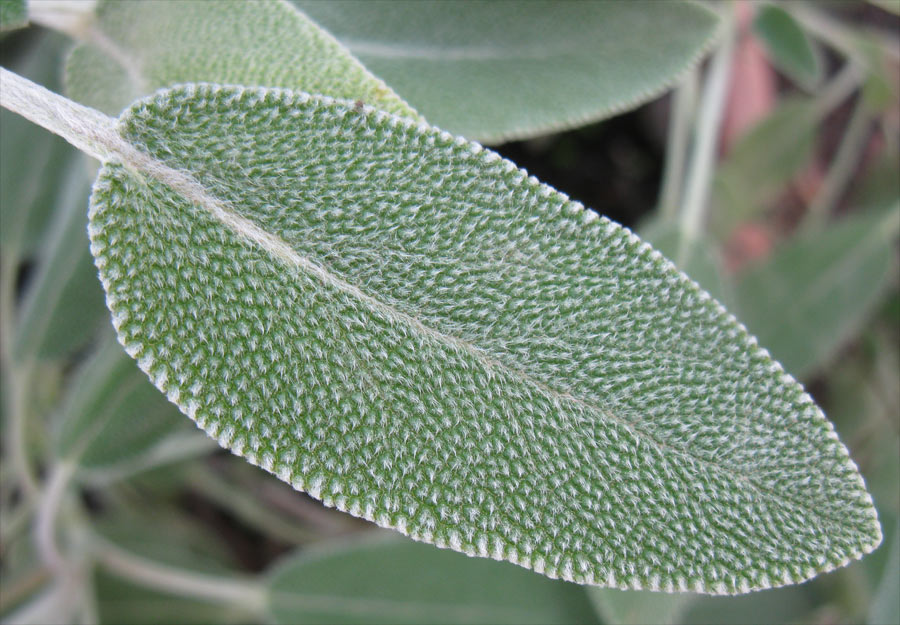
[[88, 84, 881, 594], [295, 0, 720, 142]]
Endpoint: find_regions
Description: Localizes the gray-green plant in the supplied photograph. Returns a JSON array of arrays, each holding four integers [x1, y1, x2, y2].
[[1, 2, 898, 624]]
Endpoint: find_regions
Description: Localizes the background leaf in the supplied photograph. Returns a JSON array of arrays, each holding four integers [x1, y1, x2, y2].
[[868, 520, 899, 625], [734, 205, 900, 380], [65, 0, 417, 117], [12, 158, 107, 360], [54, 331, 210, 477], [0, 0, 27, 33], [711, 99, 817, 240], [266, 536, 598, 625], [0, 30, 78, 258], [586, 587, 689, 625], [753, 4, 821, 89], [86, 83, 881, 593], [295, 0, 720, 142]]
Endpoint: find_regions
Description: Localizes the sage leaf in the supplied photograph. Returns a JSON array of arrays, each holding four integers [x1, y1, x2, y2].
[[0, 30, 77, 257], [735, 206, 900, 380], [65, 0, 417, 118], [55, 330, 211, 477], [13, 159, 107, 360], [638, 218, 733, 309], [73, 82, 882, 594], [868, 520, 899, 625], [294, 0, 720, 142], [753, 5, 821, 90], [711, 99, 817, 240], [586, 587, 689, 625], [267, 536, 598, 625], [0, 0, 27, 33]]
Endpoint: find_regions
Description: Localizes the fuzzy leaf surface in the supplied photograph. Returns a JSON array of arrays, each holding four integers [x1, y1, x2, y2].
[[295, 0, 720, 142], [88, 84, 881, 594], [65, 0, 416, 118]]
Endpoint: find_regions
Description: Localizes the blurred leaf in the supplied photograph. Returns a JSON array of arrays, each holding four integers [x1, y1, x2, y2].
[[753, 4, 821, 89], [711, 99, 817, 239], [54, 331, 207, 476], [639, 217, 733, 308], [12, 159, 107, 360], [851, 154, 900, 212], [855, 36, 899, 113], [0, 30, 77, 257], [868, 520, 900, 625], [735, 206, 899, 380], [266, 536, 599, 625], [867, 0, 900, 15], [680, 584, 813, 625], [295, 0, 720, 142], [94, 574, 246, 625], [93, 516, 250, 625], [79, 82, 885, 592], [587, 587, 689, 625], [65, 0, 416, 118], [0, 0, 27, 33]]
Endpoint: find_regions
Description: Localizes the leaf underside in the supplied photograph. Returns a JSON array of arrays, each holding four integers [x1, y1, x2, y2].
[[89, 84, 881, 594]]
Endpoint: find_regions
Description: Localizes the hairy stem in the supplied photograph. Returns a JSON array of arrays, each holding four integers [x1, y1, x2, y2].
[[0, 67, 116, 163]]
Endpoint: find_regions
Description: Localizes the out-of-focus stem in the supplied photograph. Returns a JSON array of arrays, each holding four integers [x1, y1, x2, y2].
[[802, 96, 873, 231], [659, 70, 699, 221], [678, 8, 736, 266]]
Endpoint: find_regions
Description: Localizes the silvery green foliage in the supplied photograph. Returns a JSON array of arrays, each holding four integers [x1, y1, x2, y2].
[[88, 84, 881, 594], [295, 0, 720, 142], [64, 0, 416, 118]]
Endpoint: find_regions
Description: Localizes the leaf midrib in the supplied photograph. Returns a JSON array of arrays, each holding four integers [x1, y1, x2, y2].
[[107, 95, 857, 533]]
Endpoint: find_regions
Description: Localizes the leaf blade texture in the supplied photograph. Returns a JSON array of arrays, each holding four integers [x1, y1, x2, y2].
[[88, 84, 881, 594], [65, 0, 417, 118], [294, 0, 720, 142]]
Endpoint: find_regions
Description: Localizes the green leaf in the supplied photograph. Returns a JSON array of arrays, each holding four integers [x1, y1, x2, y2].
[[266, 535, 598, 625], [65, 0, 417, 118], [587, 587, 689, 625], [93, 518, 251, 625], [12, 159, 108, 360], [867, 0, 900, 15], [868, 519, 900, 625], [295, 0, 720, 142], [0, 0, 27, 33], [711, 99, 817, 239], [638, 218, 733, 309], [680, 584, 813, 625], [84, 83, 881, 593], [0, 30, 78, 257], [753, 4, 821, 89], [734, 206, 900, 380], [54, 330, 211, 477]]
